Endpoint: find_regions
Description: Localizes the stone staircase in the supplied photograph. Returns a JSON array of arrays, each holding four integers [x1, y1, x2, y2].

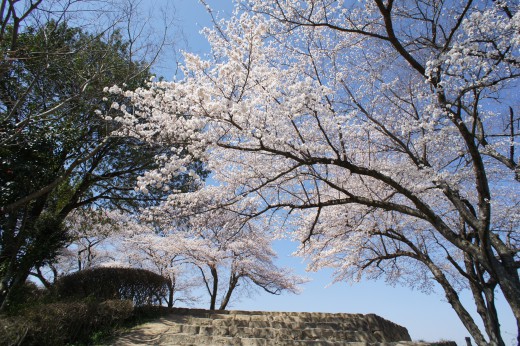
[[113, 308, 456, 346]]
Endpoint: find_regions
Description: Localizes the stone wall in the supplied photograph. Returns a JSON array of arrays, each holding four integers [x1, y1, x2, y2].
[[115, 308, 457, 345]]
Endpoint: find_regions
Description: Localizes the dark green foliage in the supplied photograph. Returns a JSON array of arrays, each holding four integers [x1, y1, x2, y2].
[[0, 15, 206, 311], [0, 268, 171, 346], [54, 267, 171, 307], [0, 18, 157, 310], [0, 21, 154, 212], [1, 281, 47, 313], [0, 299, 133, 346]]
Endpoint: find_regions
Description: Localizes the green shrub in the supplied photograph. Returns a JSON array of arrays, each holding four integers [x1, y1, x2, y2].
[[0, 299, 133, 346], [2, 281, 48, 314], [53, 267, 170, 306]]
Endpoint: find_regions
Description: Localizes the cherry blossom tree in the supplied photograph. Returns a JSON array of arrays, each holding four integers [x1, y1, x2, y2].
[[115, 222, 201, 308], [114, 205, 306, 310], [177, 208, 305, 310], [50, 206, 302, 310], [110, 1, 519, 344], [42, 209, 199, 307], [30, 208, 124, 288]]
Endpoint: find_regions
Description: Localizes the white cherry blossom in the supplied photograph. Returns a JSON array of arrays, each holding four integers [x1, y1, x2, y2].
[[111, 1, 519, 344]]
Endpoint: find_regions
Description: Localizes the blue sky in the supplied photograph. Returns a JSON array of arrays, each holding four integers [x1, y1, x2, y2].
[[145, 1, 517, 345]]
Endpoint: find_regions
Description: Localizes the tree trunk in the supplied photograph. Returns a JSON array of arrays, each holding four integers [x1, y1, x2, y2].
[[0, 268, 28, 312], [424, 259, 489, 345], [482, 287, 504, 346], [465, 254, 505, 346], [486, 239, 520, 336], [209, 266, 218, 311], [30, 266, 53, 289], [0, 253, 21, 312], [494, 270, 520, 335], [0, 270, 13, 310], [167, 277, 175, 308], [219, 274, 239, 310]]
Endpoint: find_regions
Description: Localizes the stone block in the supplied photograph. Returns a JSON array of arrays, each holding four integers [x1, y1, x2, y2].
[[113, 308, 455, 346]]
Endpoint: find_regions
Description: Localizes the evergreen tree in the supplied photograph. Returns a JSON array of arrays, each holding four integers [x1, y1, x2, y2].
[[0, 18, 203, 311]]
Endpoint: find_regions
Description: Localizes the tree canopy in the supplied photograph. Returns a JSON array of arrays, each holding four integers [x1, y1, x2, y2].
[[110, 1, 520, 344], [0, 2, 201, 311]]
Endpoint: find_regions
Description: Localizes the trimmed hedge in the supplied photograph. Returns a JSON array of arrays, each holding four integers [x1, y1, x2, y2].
[[0, 268, 171, 345], [54, 267, 170, 306], [0, 299, 133, 346]]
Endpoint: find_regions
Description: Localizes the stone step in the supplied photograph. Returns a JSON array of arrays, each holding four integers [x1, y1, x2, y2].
[[160, 317, 399, 342], [113, 308, 458, 346], [165, 324, 378, 341], [156, 333, 396, 346], [171, 314, 393, 327], [170, 308, 363, 316], [205, 315, 370, 325], [167, 310, 408, 337], [169, 316, 374, 331], [169, 309, 371, 321], [183, 312, 375, 323], [124, 332, 455, 346]]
